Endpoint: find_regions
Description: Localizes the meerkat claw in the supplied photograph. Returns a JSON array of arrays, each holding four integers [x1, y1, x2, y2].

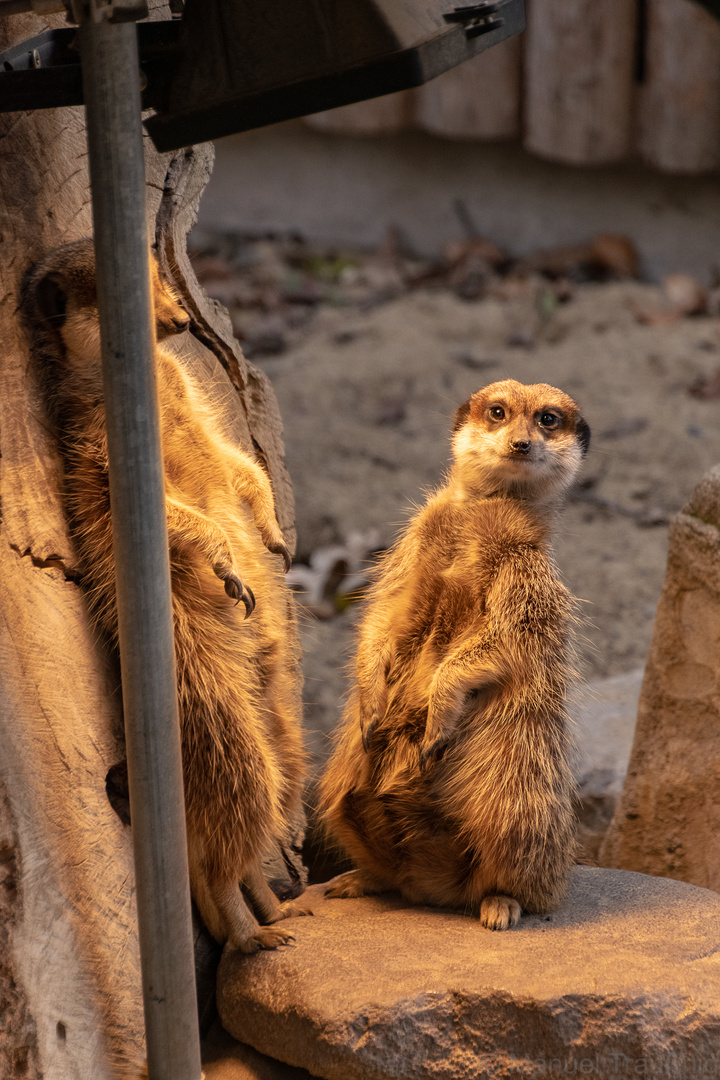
[[223, 573, 242, 602], [361, 714, 379, 752], [241, 584, 256, 618], [418, 746, 432, 771], [268, 540, 292, 573], [418, 736, 446, 772], [223, 573, 255, 617]]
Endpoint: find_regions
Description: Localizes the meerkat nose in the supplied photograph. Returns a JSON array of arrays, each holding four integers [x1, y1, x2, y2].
[[511, 440, 531, 455]]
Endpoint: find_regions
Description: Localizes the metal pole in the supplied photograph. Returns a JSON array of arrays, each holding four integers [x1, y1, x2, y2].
[[78, 16, 202, 1080]]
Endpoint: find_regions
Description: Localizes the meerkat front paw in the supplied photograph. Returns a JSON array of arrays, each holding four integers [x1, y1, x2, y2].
[[480, 894, 522, 931], [221, 572, 255, 617], [237, 926, 296, 953]]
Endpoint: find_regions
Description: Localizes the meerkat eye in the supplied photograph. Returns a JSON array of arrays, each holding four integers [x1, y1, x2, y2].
[[538, 411, 560, 429], [488, 405, 506, 422]]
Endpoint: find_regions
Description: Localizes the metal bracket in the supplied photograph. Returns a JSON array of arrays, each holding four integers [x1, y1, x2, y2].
[[443, 0, 512, 39], [0, 21, 179, 109], [0, 0, 147, 18]]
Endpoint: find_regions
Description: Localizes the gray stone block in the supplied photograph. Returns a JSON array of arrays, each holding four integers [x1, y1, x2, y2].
[[573, 670, 642, 862]]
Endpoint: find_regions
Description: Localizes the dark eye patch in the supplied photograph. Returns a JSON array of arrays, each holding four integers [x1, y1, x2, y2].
[[453, 398, 472, 432], [36, 273, 67, 326]]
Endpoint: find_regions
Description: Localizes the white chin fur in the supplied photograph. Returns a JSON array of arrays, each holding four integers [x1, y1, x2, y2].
[[452, 427, 582, 497]]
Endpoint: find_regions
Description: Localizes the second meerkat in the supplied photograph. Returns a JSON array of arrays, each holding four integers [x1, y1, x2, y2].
[[21, 240, 309, 954], [319, 379, 590, 930]]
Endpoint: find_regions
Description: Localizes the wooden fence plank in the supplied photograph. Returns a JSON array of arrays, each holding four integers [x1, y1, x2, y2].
[[305, 90, 414, 135], [638, 0, 720, 174], [524, 0, 638, 165], [415, 35, 521, 140]]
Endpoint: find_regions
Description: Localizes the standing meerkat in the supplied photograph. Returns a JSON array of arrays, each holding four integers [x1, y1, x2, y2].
[[318, 379, 590, 930], [21, 239, 310, 953]]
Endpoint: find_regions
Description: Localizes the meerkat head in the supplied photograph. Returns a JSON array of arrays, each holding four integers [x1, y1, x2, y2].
[[451, 379, 590, 501], [26, 238, 190, 378]]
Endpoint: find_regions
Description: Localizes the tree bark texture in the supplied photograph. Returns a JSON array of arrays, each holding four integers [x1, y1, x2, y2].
[[415, 35, 521, 141], [523, 0, 638, 166], [0, 7, 295, 1080], [306, 36, 520, 143], [299, 4, 720, 175], [638, 0, 720, 174]]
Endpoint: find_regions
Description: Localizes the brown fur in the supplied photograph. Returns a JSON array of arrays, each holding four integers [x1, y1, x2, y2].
[[318, 380, 590, 930], [20, 239, 310, 953]]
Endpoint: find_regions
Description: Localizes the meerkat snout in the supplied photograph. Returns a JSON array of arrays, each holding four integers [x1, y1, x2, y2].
[[152, 260, 190, 340], [155, 308, 190, 341], [510, 439, 531, 456]]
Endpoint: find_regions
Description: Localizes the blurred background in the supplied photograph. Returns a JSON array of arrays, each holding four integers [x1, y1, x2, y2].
[[188, 0, 720, 846]]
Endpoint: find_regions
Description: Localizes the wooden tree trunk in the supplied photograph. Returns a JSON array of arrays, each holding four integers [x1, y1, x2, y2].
[[638, 0, 720, 174], [0, 9, 295, 1080], [415, 35, 521, 140], [524, 0, 638, 165]]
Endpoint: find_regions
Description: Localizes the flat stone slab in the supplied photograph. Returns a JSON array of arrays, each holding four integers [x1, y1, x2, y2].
[[217, 867, 720, 1080]]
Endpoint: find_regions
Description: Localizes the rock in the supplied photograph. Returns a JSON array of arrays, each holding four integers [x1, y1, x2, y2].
[[573, 670, 642, 787], [572, 670, 642, 862], [662, 272, 708, 316], [600, 466, 720, 891], [202, 1020, 316, 1080], [217, 868, 720, 1080]]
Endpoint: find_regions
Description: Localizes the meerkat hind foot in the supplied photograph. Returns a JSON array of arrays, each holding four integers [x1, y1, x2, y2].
[[480, 894, 522, 931], [270, 898, 314, 921], [324, 868, 384, 900], [234, 925, 296, 954]]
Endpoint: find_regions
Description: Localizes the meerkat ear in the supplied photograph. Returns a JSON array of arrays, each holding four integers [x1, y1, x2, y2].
[[453, 398, 472, 432], [576, 416, 591, 455], [35, 273, 67, 327]]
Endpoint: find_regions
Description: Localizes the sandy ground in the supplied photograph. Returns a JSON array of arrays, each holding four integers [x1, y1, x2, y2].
[[191, 236, 720, 781]]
